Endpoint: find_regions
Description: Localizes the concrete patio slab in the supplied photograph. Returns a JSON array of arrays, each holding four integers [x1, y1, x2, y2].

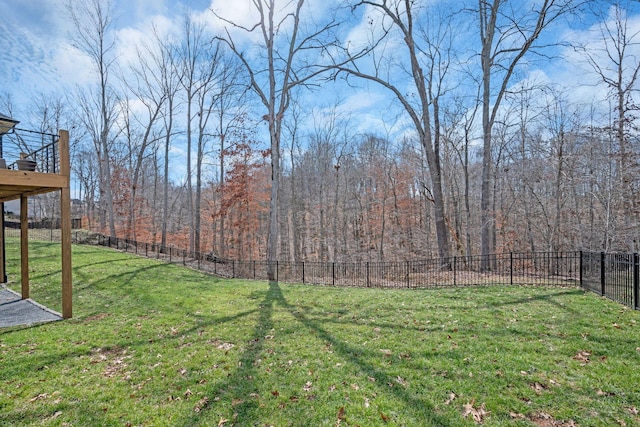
[[0, 286, 62, 328]]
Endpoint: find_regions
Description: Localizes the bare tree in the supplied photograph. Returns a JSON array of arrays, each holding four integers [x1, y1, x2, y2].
[[476, 0, 576, 264], [146, 32, 182, 250], [210, 66, 249, 260], [175, 14, 212, 254], [119, 37, 169, 241], [581, 1, 640, 250], [213, 0, 344, 281], [67, 0, 118, 237], [334, 0, 456, 265]]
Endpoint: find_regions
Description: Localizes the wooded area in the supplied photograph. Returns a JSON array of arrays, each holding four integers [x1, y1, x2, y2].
[[4, 0, 640, 265]]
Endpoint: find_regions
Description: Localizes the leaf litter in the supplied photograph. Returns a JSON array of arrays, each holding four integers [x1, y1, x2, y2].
[[462, 399, 489, 424]]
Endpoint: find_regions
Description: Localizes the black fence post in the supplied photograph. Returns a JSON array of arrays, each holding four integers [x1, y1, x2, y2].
[[406, 261, 410, 288], [634, 253, 639, 310], [453, 257, 457, 286], [232, 260, 236, 278], [579, 251, 583, 289], [366, 262, 369, 287], [253, 260, 256, 280], [510, 252, 514, 285], [302, 262, 306, 284], [600, 251, 606, 297], [332, 262, 336, 286]]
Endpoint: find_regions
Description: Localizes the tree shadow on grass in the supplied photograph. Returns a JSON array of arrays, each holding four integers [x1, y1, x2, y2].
[[479, 287, 583, 314], [0, 298, 264, 426], [185, 280, 453, 426]]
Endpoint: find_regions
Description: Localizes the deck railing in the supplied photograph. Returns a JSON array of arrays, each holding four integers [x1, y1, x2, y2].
[[0, 128, 59, 173]]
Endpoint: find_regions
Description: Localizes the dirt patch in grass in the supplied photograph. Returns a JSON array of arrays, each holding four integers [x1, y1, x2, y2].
[[90, 346, 132, 379], [84, 312, 110, 322], [529, 413, 577, 426]]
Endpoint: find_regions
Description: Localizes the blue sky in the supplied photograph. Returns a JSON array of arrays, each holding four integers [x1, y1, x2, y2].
[[2, 0, 640, 148]]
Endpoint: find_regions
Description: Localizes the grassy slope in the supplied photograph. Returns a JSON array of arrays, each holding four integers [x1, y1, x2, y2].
[[1, 241, 639, 426]]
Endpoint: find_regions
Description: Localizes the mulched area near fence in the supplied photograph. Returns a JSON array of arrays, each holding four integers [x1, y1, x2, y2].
[[0, 286, 62, 328]]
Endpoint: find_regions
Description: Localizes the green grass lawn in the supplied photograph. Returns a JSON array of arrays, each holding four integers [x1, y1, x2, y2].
[[1, 241, 639, 426]]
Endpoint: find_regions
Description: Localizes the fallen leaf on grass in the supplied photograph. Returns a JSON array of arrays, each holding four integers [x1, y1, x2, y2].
[[444, 392, 456, 405], [231, 398, 244, 406], [530, 382, 547, 395], [510, 412, 526, 419], [628, 406, 638, 415], [597, 389, 615, 397], [303, 381, 313, 392], [463, 400, 489, 424], [337, 406, 346, 420], [30, 393, 48, 402], [573, 350, 591, 364], [395, 376, 408, 387], [216, 342, 235, 351], [194, 396, 209, 413], [380, 411, 390, 422], [48, 411, 62, 420], [218, 418, 228, 427]]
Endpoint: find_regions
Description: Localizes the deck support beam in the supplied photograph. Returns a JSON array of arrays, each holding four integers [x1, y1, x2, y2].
[[59, 130, 72, 318], [20, 195, 28, 299]]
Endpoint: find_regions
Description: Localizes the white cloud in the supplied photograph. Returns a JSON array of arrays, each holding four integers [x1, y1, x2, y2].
[[115, 14, 177, 67]]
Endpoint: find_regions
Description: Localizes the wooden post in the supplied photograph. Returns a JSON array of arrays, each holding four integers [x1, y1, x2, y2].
[[59, 130, 72, 318], [20, 195, 29, 299], [0, 202, 5, 283]]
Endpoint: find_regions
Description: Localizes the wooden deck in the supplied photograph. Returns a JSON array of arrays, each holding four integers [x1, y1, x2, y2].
[[0, 169, 69, 202], [0, 129, 72, 319]]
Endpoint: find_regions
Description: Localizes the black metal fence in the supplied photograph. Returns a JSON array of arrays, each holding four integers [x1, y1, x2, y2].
[[79, 233, 582, 287], [7, 230, 640, 310], [581, 251, 640, 309]]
